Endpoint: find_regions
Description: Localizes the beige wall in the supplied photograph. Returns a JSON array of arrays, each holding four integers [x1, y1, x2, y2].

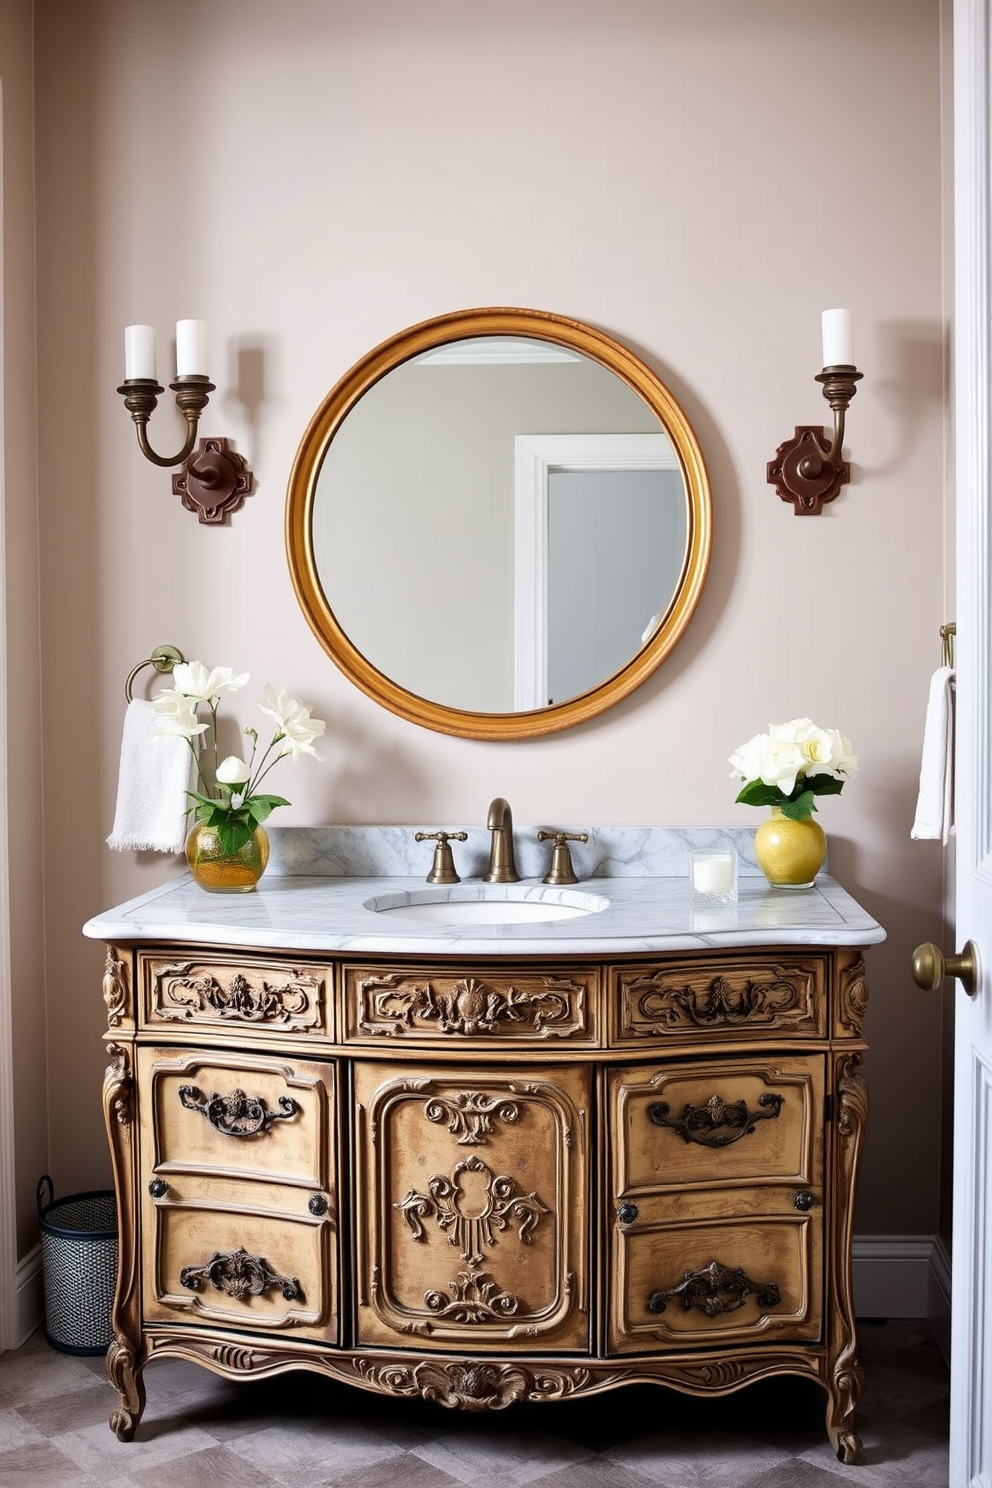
[[26, 0, 947, 1239], [1, 0, 47, 1263]]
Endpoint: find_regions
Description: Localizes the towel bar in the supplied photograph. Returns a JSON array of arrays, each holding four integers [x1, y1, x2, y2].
[[124, 644, 184, 703]]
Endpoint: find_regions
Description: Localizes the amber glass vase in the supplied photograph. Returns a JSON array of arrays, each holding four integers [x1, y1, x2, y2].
[[185, 821, 270, 893], [753, 807, 826, 889]]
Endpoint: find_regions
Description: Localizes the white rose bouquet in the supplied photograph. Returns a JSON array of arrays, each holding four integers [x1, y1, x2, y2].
[[152, 661, 326, 857], [729, 717, 857, 821]]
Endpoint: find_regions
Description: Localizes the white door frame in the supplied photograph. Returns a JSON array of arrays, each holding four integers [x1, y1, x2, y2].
[[950, 0, 992, 1479], [513, 433, 680, 710]]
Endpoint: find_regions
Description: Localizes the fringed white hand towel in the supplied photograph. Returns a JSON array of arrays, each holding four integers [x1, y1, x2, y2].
[[107, 698, 191, 853], [911, 664, 955, 843]]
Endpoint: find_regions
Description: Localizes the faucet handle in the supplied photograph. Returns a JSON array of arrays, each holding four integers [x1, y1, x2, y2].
[[537, 830, 589, 886], [414, 831, 467, 884]]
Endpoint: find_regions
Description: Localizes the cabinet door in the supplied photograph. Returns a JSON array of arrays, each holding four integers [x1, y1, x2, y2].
[[138, 1047, 337, 1339], [608, 1055, 824, 1351], [354, 1061, 589, 1351]]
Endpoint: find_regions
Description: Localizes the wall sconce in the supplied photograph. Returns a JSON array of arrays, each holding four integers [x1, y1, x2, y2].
[[116, 320, 253, 525], [766, 309, 863, 516]]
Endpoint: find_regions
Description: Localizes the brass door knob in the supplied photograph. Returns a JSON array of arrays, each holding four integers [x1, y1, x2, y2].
[[911, 940, 978, 997]]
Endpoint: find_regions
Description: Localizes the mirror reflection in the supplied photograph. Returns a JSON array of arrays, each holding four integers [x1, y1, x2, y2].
[[287, 309, 712, 740], [312, 338, 687, 712]]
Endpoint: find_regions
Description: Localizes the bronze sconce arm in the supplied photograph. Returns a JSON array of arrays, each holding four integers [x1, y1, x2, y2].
[[767, 310, 863, 516], [116, 321, 253, 525]]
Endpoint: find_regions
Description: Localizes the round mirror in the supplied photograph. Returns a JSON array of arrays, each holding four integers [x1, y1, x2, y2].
[[286, 308, 712, 740]]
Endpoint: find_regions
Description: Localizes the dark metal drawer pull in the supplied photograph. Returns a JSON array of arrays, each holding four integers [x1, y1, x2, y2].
[[616, 1202, 639, 1225], [178, 1084, 300, 1137], [647, 1259, 781, 1317], [648, 1092, 784, 1148], [148, 1178, 169, 1199], [179, 1247, 301, 1302]]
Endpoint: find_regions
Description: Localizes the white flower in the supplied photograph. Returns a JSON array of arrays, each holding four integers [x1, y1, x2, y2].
[[216, 756, 251, 785], [151, 688, 208, 740], [730, 717, 857, 801], [258, 685, 326, 760], [823, 728, 859, 779], [171, 661, 250, 705]]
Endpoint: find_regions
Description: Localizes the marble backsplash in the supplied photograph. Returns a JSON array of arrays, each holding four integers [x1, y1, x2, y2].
[[265, 824, 777, 880]]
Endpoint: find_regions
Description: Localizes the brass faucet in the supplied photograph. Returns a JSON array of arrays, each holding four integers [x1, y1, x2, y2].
[[484, 797, 520, 882]]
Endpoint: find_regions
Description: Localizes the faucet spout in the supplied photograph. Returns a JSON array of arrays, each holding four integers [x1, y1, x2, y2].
[[484, 797, 520, 883]]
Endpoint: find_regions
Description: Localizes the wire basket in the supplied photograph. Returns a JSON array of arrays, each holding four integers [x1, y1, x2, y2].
[[36, 1175, 118, 1356]]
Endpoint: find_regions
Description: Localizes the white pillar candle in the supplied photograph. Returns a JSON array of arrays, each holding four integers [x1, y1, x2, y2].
[[175, 319, 208, 377], [821, 308, 854, 367], [124, 324, 156, 381], [692, 855, 734, 894]]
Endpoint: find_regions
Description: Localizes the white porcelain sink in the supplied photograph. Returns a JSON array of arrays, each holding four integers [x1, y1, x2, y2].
[[364, 886, 610, 925]]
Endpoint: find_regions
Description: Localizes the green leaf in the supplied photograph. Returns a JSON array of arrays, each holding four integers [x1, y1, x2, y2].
[[215, 815, 254, 857], [803, 772, 845, 798], [246, 794, 290, 827], [779, 791, 816, 821], [734, 780, 786, 809]]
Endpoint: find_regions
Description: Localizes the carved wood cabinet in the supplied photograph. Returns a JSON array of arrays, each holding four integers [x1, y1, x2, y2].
[[99, 939, 870, 1462]]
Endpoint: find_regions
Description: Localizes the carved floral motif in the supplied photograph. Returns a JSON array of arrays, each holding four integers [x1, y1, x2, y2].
[[622, 962, 819, 1036], [356, 972, 584, 1038], [152, 961, 321, 1029], [102, 952, 129, 1026], [423, 1091, 520, 1145], [396, 1154, 549, 1265], [352, 1357, 592, 1409]]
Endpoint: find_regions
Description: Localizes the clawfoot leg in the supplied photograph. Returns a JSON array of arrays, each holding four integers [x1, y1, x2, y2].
[[107, 1339, 145, 1441], [825, 1354, 865, 1464]]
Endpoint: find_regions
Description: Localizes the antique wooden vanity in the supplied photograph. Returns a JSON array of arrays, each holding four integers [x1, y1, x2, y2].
[[85, 826, 883, 1464]]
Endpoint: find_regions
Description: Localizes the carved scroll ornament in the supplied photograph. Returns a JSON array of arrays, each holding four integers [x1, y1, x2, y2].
[[396, 1154, 549, 1265], [353, 1357, 592, 1410], [357, 972, 582, 1038], [153, 962, 320, 1028]]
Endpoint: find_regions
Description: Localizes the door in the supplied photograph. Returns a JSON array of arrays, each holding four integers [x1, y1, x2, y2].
[[948, 2, 992, 1479]]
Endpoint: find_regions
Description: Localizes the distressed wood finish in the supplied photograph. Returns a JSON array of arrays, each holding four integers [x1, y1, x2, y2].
[[101, 941, 868, 1463]]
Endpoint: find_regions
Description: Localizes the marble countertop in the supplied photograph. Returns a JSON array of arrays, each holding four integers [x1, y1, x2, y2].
[[83, 826, 885, 956]]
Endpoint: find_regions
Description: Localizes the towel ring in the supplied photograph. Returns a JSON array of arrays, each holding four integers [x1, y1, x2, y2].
[[124, 644, 185, 703]]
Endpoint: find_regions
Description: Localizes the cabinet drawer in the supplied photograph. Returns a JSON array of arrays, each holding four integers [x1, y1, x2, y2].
[[137, 1046, 334, 1189], [353, 1060, 589, 1351], [611, 955, 826, 1043], [610, 1055, 823, 1197], [140, 952, 331, 1039], [609, 1211, 821, 1351], [343, 962, 598, 1046], [142, 1179, 334, 1338]]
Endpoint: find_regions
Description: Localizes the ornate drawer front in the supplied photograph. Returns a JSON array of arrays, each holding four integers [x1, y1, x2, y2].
[[344, 963, 597, 1046], [142, 1179, 334, 1338], [353, 1061, 589, 1351], [610, 1056, 824, 1197], [611, 955, 826, 1043], [140, 953, 330, 1038], [609, 1213, 822, 1352], [137, 1047, 335, 1190]]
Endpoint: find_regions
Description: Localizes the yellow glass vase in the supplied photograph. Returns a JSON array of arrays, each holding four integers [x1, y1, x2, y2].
[[754, 807, 826, 889], [185, 821, 270, 893]]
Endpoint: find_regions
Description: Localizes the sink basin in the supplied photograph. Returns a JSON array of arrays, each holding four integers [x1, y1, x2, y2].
[[364, 886, 610, 925]]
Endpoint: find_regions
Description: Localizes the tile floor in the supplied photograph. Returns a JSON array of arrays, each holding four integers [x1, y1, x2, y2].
[[0, 1319, 948, 1488]]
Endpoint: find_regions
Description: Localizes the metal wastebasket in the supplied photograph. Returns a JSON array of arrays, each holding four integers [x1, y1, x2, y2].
[[36, 1175, 117, 1355]]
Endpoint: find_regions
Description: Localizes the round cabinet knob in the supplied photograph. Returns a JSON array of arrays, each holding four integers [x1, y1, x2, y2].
[[794, 1190, 815, 1212], [308, 1194, 328, 1217], [148, 1178, 169, 1199], [616, 1202, 639, 1225], [912, 940, 978, 998]]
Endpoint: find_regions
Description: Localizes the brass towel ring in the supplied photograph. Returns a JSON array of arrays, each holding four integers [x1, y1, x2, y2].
[[124, 644, 185, 703]]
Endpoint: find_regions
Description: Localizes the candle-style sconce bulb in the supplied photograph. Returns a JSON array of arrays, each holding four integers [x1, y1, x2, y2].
[[116, 320, 253, 525], [767, 309, 863, 516]]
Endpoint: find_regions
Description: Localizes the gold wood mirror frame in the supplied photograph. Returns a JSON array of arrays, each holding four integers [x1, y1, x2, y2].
[[286, 307, 712, 740]]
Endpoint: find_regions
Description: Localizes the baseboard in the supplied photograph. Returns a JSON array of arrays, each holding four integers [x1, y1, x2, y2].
[[852, 1234, 934, 1318], [15, 1241, 42, 1346]]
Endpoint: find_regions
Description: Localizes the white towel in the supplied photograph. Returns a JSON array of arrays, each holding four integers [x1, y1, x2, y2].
[[911, 665, 955, 843], [107, 699, 192, 853]]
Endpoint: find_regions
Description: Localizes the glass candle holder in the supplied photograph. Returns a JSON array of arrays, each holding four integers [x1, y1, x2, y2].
[[689, 849, 737, 904]]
